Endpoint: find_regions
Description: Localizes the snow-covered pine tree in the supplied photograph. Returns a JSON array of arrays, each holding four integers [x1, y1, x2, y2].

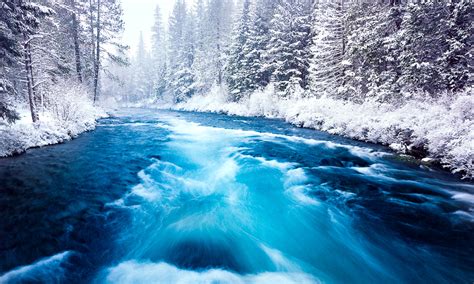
[[206, 0, 235, 87], [69, 0, 84, 83], [0, 0, 24, 122], [309, 0, 346, 98], [190, 0, 209, 94], [47, 0, 86, 84], [17, 0, 54, 122], [245, 0, 277, 91], [225, 0, 252, 100], [268, 0, 313, 94], [441, 0, 473, 92], [151, 4, 167, 100], [167, 0, 196, 103], [130, 31, 154, 102], [342, 1, 403, 102], [167, 0, 186, 76], [175, 10, 196, 102], [396, 1, 449, 97]]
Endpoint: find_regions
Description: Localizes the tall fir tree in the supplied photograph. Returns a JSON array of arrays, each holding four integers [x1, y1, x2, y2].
[[309, 0, 347, 98], [396, 1, 449, 96], [245, 0, 277, 91], [268, 0, 313, 94], [167, 0, 195, 102], [225, 0, 252, 99], [151, 4, 167, 100], [441, 0, 473, 92]]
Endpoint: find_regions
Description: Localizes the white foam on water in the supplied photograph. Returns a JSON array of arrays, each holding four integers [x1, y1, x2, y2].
[[286, 185, 320, 206], [130, 184, 161, 202], [452, 210, 474, 221], [284, 168, 308, 186], [0, 251, 71, 283], [235, 153, 297, 172], [451, 192, 474, 205], [451, 192, 474, 219], [351, 163, 415, 184], [164, 117, 383, 159], [352, 163, 388, 176], [349, 147, 389, 160], [236, 153, 320, 206], [259, 244, 301, 272], [155, 122, 171, 129], [130, 170, 162, 201], [253, 156, 297, 171], [105, 261, 319, 284], [282, 168, 320, 205], [213, 158, 240, 182]]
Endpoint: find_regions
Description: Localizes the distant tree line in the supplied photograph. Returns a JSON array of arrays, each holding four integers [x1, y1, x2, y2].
[[2, 0, 471, 117], [123, 0, 471, 105]]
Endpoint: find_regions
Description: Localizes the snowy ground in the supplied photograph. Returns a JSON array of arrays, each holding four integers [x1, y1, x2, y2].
[[174, 85, 474, 179], [0, 107, 106, 157]]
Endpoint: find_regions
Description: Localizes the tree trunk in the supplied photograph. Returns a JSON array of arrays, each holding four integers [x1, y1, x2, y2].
[[23, 36, 38, 123], [93, 0, 101, 104], [89, 0, 96, 89], [71, 0, 83, 83]]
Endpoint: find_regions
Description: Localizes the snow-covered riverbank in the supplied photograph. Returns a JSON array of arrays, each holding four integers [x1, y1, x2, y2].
[[0, 107, 106, 157], [175, 86, 473, 179]]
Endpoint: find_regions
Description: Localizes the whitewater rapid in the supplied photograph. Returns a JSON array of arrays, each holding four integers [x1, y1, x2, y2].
[[1, 109, 472, 283], [99, 116, 473, 283]]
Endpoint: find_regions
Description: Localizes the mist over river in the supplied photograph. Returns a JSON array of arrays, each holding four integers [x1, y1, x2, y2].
[[0, 109, 473, 283]]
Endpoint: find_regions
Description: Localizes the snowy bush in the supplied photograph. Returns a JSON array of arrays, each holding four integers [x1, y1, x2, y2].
[[176, 87, 474, 179], [45, 79, 98, 126], [0, 80, 106, 157]]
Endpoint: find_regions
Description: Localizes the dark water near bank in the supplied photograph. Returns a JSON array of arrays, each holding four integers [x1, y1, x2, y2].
[[0, 109, 473, 283]]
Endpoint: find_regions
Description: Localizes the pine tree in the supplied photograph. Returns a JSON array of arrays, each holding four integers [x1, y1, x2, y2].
[[245, 0, 277, 91], [191, 0, 212, 94], [131, 31, 154, 102], [397, 1, 449, 96], [0, 0, 23, 122], [343, 2, 403, 102], [151, 4, 167, 100], [206, 0, 235, 87], [441, 0, 473, 92], [18, 1, 55, 122], [225, 0, 252, 99], [70, 0, 84, 83], [268, 0, 313, 94], [309, 0, 346, 98], [167, 0, 196, 103]]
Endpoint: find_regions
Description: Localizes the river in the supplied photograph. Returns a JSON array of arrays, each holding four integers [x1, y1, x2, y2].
[[0, 109, 473, 283]]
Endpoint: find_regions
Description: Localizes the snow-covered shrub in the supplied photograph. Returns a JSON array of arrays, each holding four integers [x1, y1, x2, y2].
[[241, 84, 280, 117], [0, 79, 106, 157], [179, 84, 234, 113], [44, 79, 97, 125]]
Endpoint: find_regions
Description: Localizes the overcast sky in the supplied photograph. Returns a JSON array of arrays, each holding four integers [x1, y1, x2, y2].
[[121, 0, 198, 54], [121, 0, 172, 54]]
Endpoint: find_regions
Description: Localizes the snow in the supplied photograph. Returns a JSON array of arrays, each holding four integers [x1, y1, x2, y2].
[[174, 85, 474, 179], [0, 81, 107, 157], [0, 108, 105, 157]]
